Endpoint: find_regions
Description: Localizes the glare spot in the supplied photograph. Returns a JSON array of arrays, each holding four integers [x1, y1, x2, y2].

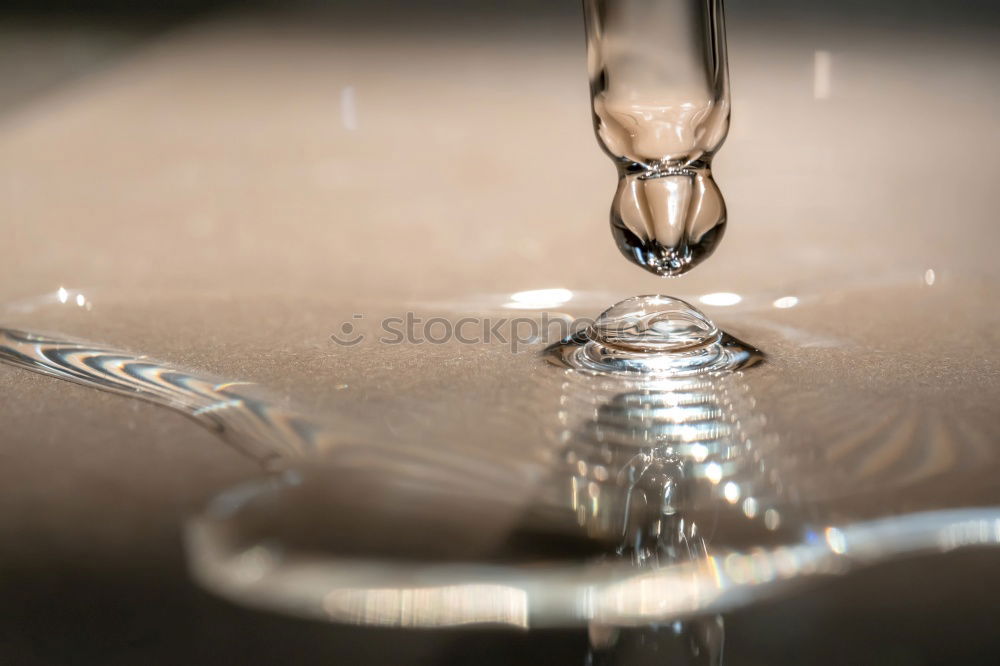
[[322, 584, 528, 627], [340, 86, 358, 131], [213, 381, 257, 391], [75, 294, 86, 307], [699, 292, 742, 307], [772, 296, 799, 309], [813, 50, 832, 100], [57, 287, 68, 303], [724, 553, 751, 584], [705, 462, 723, 484], [723, 481, 740, 504], [825, 526, 847, 554], [764, 508, 781, 531], [690, 442, 709, 462], [742, 497, 759, 519], [924, 269, 936, 286], [505, 288, 573, 309], [235, 545, 277, 584]]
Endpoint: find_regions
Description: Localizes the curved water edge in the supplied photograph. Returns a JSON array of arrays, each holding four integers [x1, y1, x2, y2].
[[0, 317, 998, 631], [186, 474, 1000, 628]]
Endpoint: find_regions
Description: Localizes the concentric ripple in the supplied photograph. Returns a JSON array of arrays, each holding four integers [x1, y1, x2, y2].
[[548, 295, 762, 376]]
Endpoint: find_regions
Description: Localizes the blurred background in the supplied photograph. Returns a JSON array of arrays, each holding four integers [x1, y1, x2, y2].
[[1, 1, 998, 664], [2, 0, 999, 304]]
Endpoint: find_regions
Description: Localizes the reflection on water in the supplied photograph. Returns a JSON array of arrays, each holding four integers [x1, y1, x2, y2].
[[550, 364, 775, 540], [0, 327, 331, 465], [1, 301, 1000, 649], [554, 367, 772, 664], [553, 371, 767, 546]]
